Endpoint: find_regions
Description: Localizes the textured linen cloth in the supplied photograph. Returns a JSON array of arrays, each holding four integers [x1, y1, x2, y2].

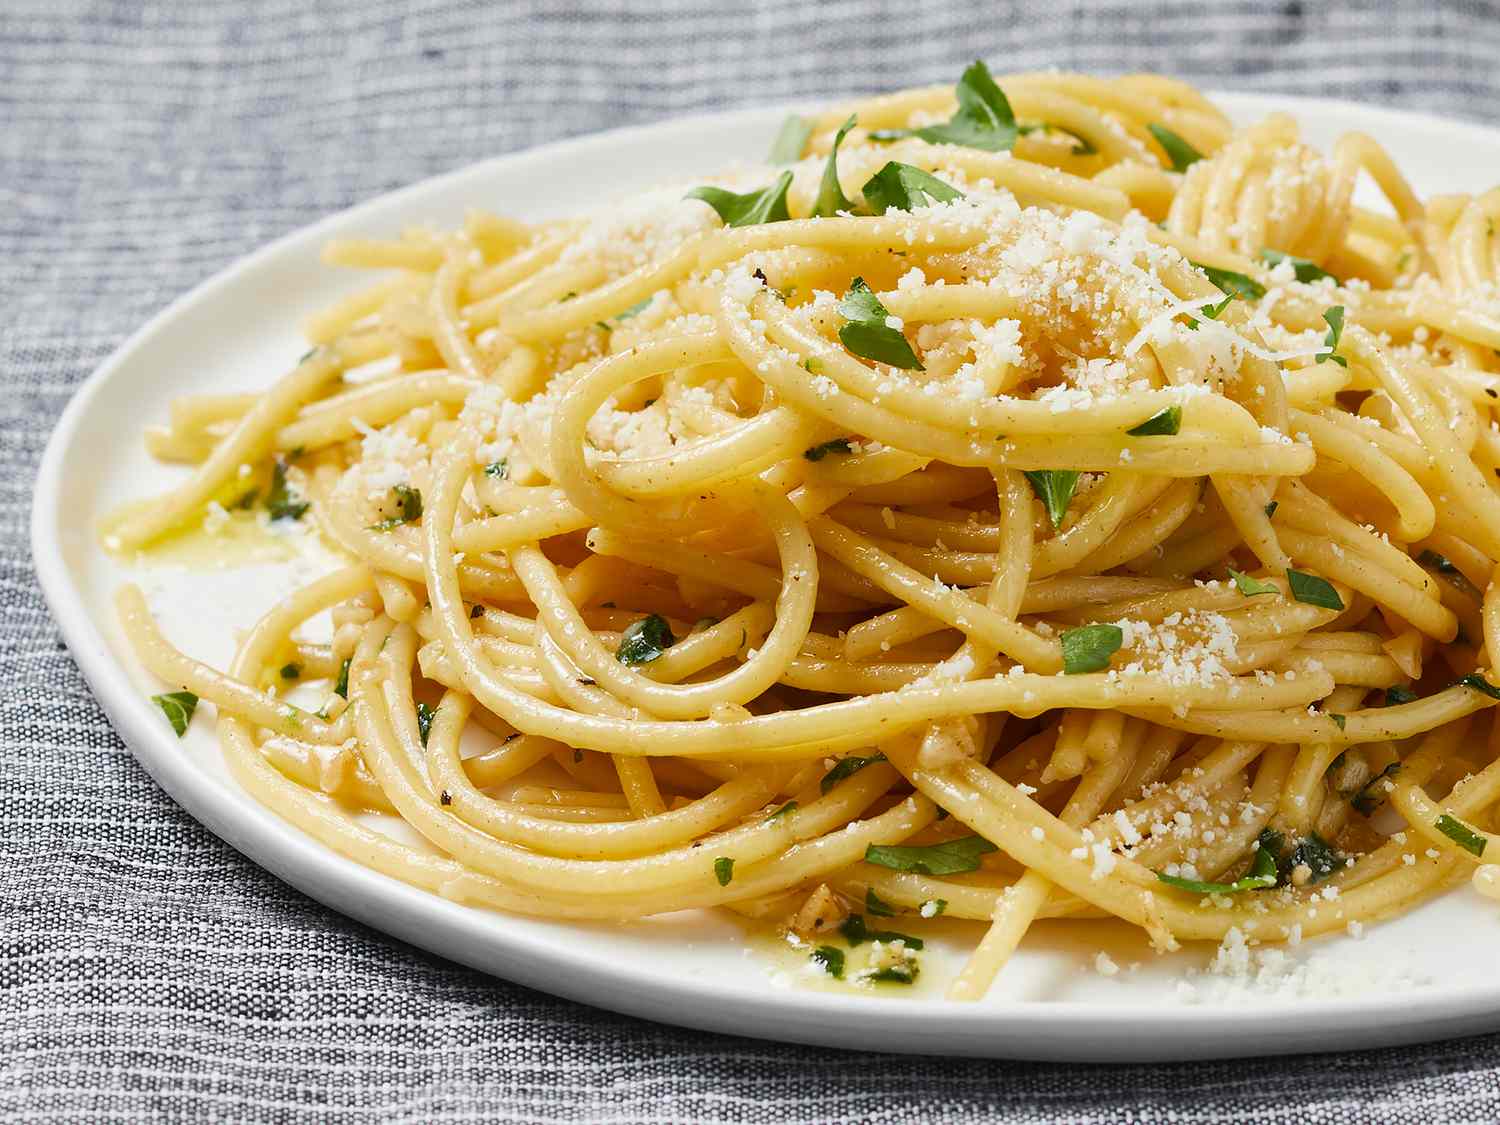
[[7, 1, 1500, 1120]]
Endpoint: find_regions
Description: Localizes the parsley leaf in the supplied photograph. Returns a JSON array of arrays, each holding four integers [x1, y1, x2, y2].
[[483, 460, 508, 479], [1352, 762, 1399, 815], [767, 800, 798, 821], [416, 701, 434, 746], [872, 60, 1018, 152], [839, 914, 924, 949], [803, 438, 854, 462], [1023, 469, 1081, 530], [860, 161, 964, 215], [1259, 249, 1338, 284], [864, 835, 996, 876], [865, 887, 897, 917], [1060, 623, 1123, 674], [1197, 264, 1266, 302], [1456, 672, 1500, 701], [334, 658, 351, 699], [279, 663, 301, 680], [1436, 813, 1487, 858], [266, 458, 309, 521], [821, 751, 886, 793], [1228, 568, 1279, 597], [864, 964, 918, 985], [1328, 712, 1347, 731], [1156, 843, 1278, 895], [151, 691, 198, 737], [768, 114, 813, 164], [369, 483, 423, 531], [810, 945, 845, 978], [811, 115, 856, 218], [616, 614, 675, 665], [837, 277, 923, 370], [1264, 500, 1279, 519], [714, 856, 735, 886], [1127, 406, 1182, 436], [686, 170, 793, 228], [1286, 568, 1344, 610], [1319, 306, 1348, 367], [1385, 686, 1417, 706], [1147, 123, 1204, 172]]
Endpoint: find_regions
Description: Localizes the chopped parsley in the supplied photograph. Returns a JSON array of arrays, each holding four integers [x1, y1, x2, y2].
[[1436, 813, 1487, 858], [863, 964, 918, 985], [768, 114, 813, 163], [871, 60, 1017, 152], [1385, 685, 1417, 706], [151, 691, 198, 737], [1328, 712, 1347, 731], [266, 458, 309, 522], [767, 800, 798, 821], [1259, 249, 1338, 284], [803, 438, 854, 462], [685, 170, 793, 228], [1147, 123, 1204, 172], [810, 945, 845, 978], [811, 115, 856, 218], [1456, 672, 1500, 701], [1228, 567, 1278, 597], [714, 856, 735, 886], [1023, 469, 1081, 530], [416, 701, 435, 746], [865, 887, 897, 917], [616, 614, 675, 665], [1126, 405, 1182, 436], [1264, 500, 1279, 519], [860, 161, 964, 215], [1352, 762, 1399, 815], [369, 484, 423, 531], [837, 277, 923, 370], [821, 751, 886, 793], [1060, 623, 1123, 674], [1286, 569, 1344, 611], [839, 913, 924, 949], [1318, 306, 1348, 367], [1156, 842, 1277, 894], [864, 835, 996, 876], [279, 663, 301, 680], [334, 658, 351, 699], [483, 460, 508, 479]]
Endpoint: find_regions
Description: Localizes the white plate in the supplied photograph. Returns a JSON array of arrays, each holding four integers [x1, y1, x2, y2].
[[33, 92, 1500, 1061]]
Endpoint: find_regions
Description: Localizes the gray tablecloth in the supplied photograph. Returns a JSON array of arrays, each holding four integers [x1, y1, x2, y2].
[[6, 1, 1500, 1120]]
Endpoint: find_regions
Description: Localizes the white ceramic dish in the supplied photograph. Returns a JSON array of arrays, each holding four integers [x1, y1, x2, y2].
[[34, 92, 1500, 1061]]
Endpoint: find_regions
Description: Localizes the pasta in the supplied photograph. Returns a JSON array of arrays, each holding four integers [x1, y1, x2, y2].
[[106, 64, 1500, 998]]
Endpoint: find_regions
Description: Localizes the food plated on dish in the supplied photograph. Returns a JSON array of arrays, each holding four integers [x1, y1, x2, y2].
[[83, 63, 1500, 1011]]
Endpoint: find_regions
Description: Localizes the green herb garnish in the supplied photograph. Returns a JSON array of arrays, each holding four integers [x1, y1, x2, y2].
[[1023, 469, 1081, 530], [837, 277, 923, 370], [866, 887, 898, 917], [151, 691, 198, 737], [1328, 712, 1347, 731], [334, 658, 351, 699], [839, 914, 924, 949], [871, 60, 1017, 152], [1156, 843, 1278, 895], [767, 800, 798, 821], [863, 964, 918, 984], [1198, 264, 1266, 302], [1228, 568, 1278, 597], [811, 115, 856, 218], [1286, 569, 1344, 610], [821, 752, 886, 793], [1319, 306, 1348, 367], [1060, 623, 1123, 675], [1148, 123, 1204, 172], [616, 614, 675, 665], [416, 701, 434, 746], [768, 114, 814, 163], [266, 458, 309, 521], [1352, 762, 1399, 815], [860, 162, 964, 215], [1436, 813, 1487, 857], [1385, 686, 1417, 706], [1456, 672, 1500, 701], [686, 170, 793, 228], [279, 663, 301, 680], [1127, 406, 1182, 436], [369, 484, 423, 531], [803, 438, 854, 462], [714, 856, 735, 886], [1259, 249, 1338, 284], [484, 460, 508, 479], [810, 945, 845, 978], [864, 835, 996, 876], [1264, 500, 1279, 519]]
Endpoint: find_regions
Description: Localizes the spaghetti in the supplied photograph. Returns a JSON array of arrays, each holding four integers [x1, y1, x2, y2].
[[106, 65, 1500, 997]]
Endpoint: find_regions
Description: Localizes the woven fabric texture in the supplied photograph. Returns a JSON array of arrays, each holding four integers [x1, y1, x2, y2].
[[7, 1, 1500, 1120]]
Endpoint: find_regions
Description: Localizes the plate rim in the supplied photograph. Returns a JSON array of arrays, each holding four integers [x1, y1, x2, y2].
[[31, 89, 1500, 1061]]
